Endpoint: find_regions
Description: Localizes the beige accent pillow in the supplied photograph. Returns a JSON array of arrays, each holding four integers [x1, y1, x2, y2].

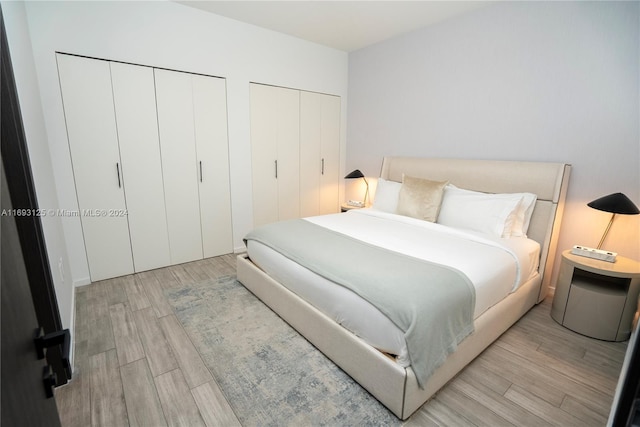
[[397, 175, 448, 222]]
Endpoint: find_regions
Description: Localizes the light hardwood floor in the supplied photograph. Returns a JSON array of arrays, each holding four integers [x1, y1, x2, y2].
[[55, 254, 626, 426]]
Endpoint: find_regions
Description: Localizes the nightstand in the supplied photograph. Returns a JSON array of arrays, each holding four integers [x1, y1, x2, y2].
[[340, 203, 364, 212], [551, 250, 640, 341]]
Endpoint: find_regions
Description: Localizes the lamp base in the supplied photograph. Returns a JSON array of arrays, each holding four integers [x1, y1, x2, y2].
[[571, 245, 617, 262]]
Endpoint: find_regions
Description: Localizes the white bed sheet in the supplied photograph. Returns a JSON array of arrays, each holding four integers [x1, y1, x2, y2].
[[246, 208, 540, 367]]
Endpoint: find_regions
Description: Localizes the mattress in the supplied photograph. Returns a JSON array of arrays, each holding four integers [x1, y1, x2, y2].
[[246, 208, 540, 367]]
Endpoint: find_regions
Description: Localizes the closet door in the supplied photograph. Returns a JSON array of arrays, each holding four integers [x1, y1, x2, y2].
[[57, 54, 134, 281], [250, 83, 300, 227], [192, 75, 233, 258], [318, 94, 341, 215], [275, 88, 301, 221], [300, 91, 340, 217], [154, 69, 203, 264], [110, 62, 171, 272], [300, 92, 322, 217], [250, 84, 279, 227]]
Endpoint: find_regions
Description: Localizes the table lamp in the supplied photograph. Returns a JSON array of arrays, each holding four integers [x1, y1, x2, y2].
[[344, 169, 369, 207], [572, 192, 639, 262], [588, 192, 639, 249]]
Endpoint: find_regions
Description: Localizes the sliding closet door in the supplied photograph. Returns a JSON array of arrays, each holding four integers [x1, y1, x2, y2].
[[154, 69, 203, 264], [110, 62, 171, 272], [57, 54, 134, 281], [192, 75, 233, 258], [318, 94, 341, 215]]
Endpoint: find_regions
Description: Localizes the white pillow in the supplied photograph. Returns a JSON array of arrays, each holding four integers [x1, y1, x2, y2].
[[372, 178, 402, 213], [509, 193, 537, 237], [437, 186, 524, 238]]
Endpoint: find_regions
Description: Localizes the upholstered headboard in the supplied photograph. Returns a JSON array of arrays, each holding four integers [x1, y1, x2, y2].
[[379, 157, 571, 302]]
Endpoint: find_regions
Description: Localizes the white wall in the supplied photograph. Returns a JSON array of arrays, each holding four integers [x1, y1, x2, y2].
[[2, 2, 75, 342], [348, 1, 640, 271], [21, 1, 348, 286]]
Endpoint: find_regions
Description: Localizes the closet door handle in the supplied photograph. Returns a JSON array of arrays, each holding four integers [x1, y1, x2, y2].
[[321, 158, 325, 175], [116, 163, 121, 188], [199, 161, 203, 182], [275, 160, 278, 179]]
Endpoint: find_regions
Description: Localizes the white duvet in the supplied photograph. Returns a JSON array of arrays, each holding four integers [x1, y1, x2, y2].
[[246, 208, 540, 367]]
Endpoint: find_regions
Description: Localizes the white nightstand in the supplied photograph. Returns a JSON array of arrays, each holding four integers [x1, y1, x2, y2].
[[340, 203, 365, 212], [551, 250, 640, 341]]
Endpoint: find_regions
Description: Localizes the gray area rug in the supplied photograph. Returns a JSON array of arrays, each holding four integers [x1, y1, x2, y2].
[[165, 276, 401, 426]]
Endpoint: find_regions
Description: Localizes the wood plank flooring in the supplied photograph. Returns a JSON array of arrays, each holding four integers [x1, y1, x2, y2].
[[55, 254, 626, 426]]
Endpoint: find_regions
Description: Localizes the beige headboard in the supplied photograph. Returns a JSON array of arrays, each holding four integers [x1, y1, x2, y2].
[[380, 157, 571, 302]]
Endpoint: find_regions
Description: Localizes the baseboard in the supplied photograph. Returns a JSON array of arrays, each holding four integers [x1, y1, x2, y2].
[[73, 277, 91, 287]]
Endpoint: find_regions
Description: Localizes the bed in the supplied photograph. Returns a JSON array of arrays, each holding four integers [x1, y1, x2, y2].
[[237, 157, 571, 419]]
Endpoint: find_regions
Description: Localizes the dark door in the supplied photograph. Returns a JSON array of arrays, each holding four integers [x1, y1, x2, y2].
[[1, 162, 62, 426], [1, 5, 65, 426]]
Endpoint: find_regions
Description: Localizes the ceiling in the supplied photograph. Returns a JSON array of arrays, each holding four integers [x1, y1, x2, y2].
[[177, 1, 495, 52]]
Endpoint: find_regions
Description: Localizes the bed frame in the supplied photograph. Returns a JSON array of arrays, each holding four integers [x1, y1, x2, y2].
[[237, 157, 571, 419]]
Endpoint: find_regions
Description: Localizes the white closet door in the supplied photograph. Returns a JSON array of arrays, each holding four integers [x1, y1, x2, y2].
[[250, 84, 300, 225], [319, 94, 341, 215], [300, 91, 322, 217], [110, 62, 171, 272], [192, 75, 233, 258], [275, 87, 300, 221], [57, 54, 134, 281], [300, 91, 340, 217], [250, 84, 279, 227], [154, 69, 203, 264]]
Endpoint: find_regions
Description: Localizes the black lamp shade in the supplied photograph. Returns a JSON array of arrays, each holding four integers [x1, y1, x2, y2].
[[344, 169, 365, 179], [587, 193, 640, 215]]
